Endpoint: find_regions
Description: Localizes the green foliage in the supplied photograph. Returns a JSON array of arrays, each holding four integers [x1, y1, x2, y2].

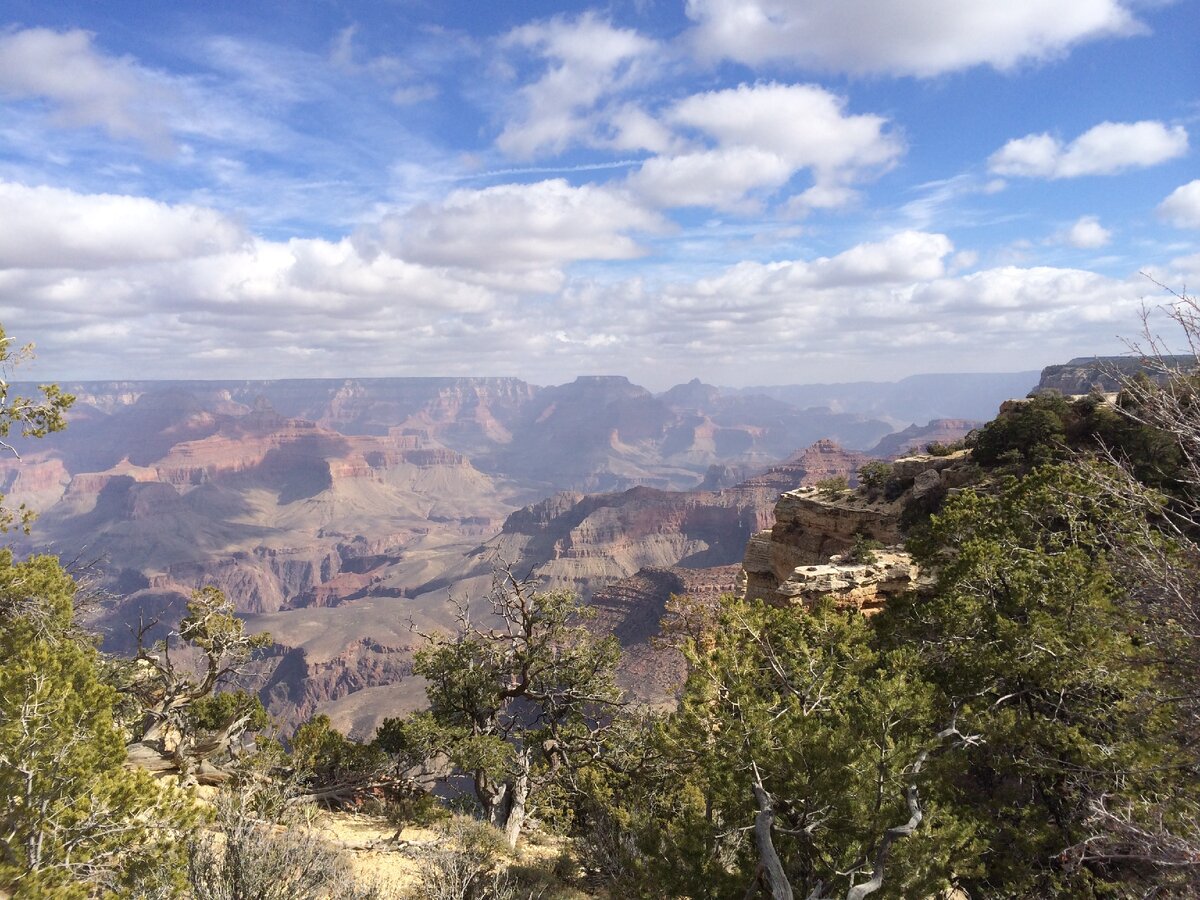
[[378, 578, 623, 845], [0, 327, 74, 534], [880, 463, 1191, 895], [589, 596, 974, 898], [972, 394, 1072, 466], [185, 689, 269, 737], [857, 460, 893, 495], [0, 551, 195, 897], [180, 584, 273, 661], [583, 458, 1196, 897], [843, 532, 884, 564], [923, 440, 959, 456], [815, 475, 850, 500], [290, 713, 387, 788], [971, 391, 1184, 486]]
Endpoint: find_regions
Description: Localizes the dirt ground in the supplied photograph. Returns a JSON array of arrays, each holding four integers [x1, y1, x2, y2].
[[319, 811, 596, 898]]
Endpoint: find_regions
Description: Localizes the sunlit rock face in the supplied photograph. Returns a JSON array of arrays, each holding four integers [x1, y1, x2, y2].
[[741, 453, 965, 610], [1034, 356, 1194, 396]]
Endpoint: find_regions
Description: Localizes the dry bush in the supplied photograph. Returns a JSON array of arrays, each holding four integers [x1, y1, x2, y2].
[[187, 784, 393, 900], [406, 817, 545, 900]]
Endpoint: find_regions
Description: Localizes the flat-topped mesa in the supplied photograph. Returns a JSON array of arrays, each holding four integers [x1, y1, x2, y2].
[[743, 452, 966, 609], [1035, 355, 1195, 396]]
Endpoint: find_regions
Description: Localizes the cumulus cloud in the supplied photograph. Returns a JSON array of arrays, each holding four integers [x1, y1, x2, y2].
[[671, 83, 898, 174], [0, 181, 248, 269], [0, 188, 1147, 385], [1158, 180, 1200, 229], [1061, 215, 1112, 248], [370, 180, 668, 286], [497, 13, 658, 158], [629, 82, 900, 211], [989, 120, 1188, 178], [683, 0, 1142, 76], [629, 147, 794, 210], [668, 231, 953, 310], [0, 27, 175, 150]]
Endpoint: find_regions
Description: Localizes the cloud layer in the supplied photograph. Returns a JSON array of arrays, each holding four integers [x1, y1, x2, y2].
[[0, 6, 1193, 387], [684, 0, 1141, 75], [0, 180, 1162, 385]]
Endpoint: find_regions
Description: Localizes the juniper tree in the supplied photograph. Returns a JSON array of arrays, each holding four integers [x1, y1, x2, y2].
[[376, 567, 623, 849]]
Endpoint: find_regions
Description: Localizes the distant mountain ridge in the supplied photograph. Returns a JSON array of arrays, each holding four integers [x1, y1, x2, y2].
[[726, 371, 1040, 424]]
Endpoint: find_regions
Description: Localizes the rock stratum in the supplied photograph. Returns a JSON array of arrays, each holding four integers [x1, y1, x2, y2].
[[4, 374, 1009, 737], [1034, 355, 1195, 395], [742, 452, 970, 612]]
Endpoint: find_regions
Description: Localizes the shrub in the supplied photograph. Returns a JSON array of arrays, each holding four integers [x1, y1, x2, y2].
[[815, 476, 850, 500], [843, 533, 884, 565], [186, 780, 389, 900], [407, 817, 524, 900], [857, 461, 893, 495]]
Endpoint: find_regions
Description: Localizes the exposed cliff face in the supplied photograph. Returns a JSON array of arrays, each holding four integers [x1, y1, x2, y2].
[[11, 377, 897, 495], [758, 551, 923, 613], [699, 439, 869, 490], [1034, 356, 1194, 395], [258, 636, 415, 731], [8, 405, 516, 621], [869, 419, 979, 458], [588, 565, 743, 704], [418, 440, 866, 605], [741, 453, 963, 609]]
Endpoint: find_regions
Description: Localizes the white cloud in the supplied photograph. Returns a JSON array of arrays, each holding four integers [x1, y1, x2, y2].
[[1062, 215, 1112, 248], [497, 13, 658, 158], [629, 147, 794, 210], [1158, 180, 1200, 229], [0, 27, 175, 150], [990, 120, 1188, 178], [684, 0, 1142, 76], [669, 231, 954, 308], [630, 82, 899, 211], [0, 187, 1148, 385], [371, 180, 668, 281], [0, 181, 248, 269], [670, 83, 899, 175]]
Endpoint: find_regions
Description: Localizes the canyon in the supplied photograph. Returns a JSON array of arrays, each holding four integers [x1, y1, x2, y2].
[[3, 371, 1035, 737]]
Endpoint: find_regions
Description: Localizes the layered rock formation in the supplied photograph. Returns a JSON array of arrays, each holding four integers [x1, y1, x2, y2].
[[1034, 356, 1194, 395], [587, 565, 742, 703], [412, 439, 868, 607], [3, 373, 1010, 736], [761, 551, 921, 613], [869, 419, 979, 458], [741, 452, 967, 610]]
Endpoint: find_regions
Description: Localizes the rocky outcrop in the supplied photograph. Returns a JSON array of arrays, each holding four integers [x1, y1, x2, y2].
[[742, 489, 902, 591], [1035, 356, 1194, 395], [759, 551, 922, 613], [741, 453, 964, 610]]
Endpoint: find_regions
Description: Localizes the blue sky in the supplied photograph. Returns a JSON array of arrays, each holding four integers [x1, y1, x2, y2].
[[0, 0, 1196, 388]]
